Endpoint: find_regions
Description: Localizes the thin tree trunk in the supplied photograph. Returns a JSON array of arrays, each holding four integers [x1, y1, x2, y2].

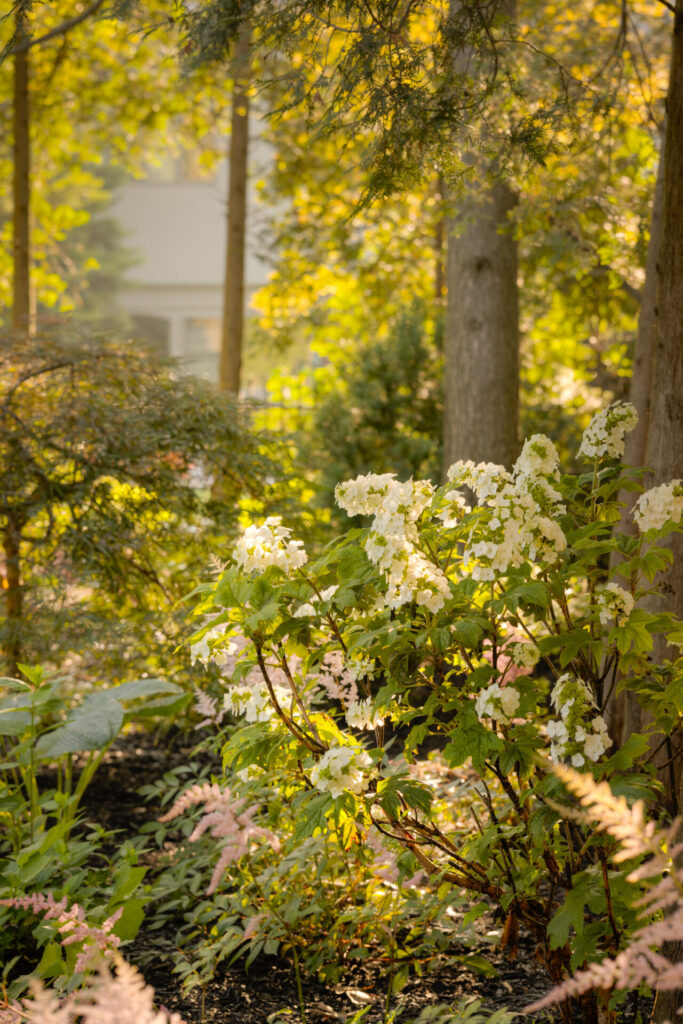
[[649, 1, 683, 1017], [443, 179, 520, 473], [13, 9, 34, 334], [435, 174, 445, 304], [219, 25, 250, 395], [3, 515, 23, 678]]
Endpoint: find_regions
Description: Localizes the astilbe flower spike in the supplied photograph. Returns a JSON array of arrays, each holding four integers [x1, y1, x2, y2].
[[0, 894, 122, 973], [525, 767, 683, 1012], [1, 956, 186, 1024], [159, 782, 280, 893]]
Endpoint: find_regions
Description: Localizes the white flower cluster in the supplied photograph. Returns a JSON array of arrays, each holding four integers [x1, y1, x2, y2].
[[633, 480, 683, 533], [507, 642, 540, 670], [515, 435, 560, 478], [233, 516, 307, 575], [597, 582, 635, 626], [335, 473, 450, 613], [346, 698, 384, 731], [293, 602, 316, 617], [475, 682, 520, 724], [547, 674, 610, 766], [345, 655, 375, 682], [578, 402, 638, 460], [293, 585, 338, 618], [447, 435, 566, 581], [314, 650, 359, 708], [310, 744, 372, 798], [436, 489, 470, 528], [447, 460, 511, 503], [224, 682, 289, 724], [190, 628, 235, 666]]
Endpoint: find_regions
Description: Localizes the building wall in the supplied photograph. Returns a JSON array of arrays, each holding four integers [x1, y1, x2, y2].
[[113, 142, 272, 381]]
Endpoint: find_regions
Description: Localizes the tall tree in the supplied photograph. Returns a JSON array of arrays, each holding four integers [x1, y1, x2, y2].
[[11, 7, 33, 334], [444, 180, 519, 470], [220, 24, 251, 395], [443, 0, 519, 472]]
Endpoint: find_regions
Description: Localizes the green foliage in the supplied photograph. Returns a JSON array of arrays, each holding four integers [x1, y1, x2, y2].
[[183, 0, 567, 200], [259, 303, 443, 524], [182, 413, 682, 1017], [0, 664, 176, 995], [0, 327, 267, 682], [140, 745, 472, 997]]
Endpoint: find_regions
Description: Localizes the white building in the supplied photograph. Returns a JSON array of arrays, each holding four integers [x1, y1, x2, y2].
[[114, 144, 272, 381]]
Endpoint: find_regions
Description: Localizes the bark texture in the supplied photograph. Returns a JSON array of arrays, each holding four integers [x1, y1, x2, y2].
[[607, 133, 665, 747], [2, 514, 23, 678], [13, 11, 34, 334], [443, 180, 520, 474], [219, 26, 251, 395], [649, 2, 683, 1017], [647, 0, 683, 706]]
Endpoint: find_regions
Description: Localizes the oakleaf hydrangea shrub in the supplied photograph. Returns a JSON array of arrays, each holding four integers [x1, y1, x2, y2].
[[185, 403, 682, 1020]]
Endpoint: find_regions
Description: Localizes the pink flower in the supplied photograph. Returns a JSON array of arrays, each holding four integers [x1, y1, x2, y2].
[[159, 783, 280, 894]]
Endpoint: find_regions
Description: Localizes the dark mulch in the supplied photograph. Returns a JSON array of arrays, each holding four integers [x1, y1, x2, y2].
[[76, 733, 648, 1024], [137, 937, 556, 1024]]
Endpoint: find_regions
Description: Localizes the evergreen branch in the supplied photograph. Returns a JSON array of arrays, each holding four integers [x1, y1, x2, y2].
[[4, 0, 108, 56]]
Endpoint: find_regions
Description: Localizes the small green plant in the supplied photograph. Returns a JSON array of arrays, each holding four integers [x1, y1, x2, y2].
[[0, 665, 181, 994], [141, 725, 475, 1005]]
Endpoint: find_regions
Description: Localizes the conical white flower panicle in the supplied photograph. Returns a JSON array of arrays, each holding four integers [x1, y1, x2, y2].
[[233, 516, 307, 575], [633, 479, 683, 533], [335, 473, 450, 612], [578, 401, 638, 460]]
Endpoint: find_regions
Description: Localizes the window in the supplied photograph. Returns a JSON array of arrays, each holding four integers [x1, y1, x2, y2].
[[182, 318, 221, 378]]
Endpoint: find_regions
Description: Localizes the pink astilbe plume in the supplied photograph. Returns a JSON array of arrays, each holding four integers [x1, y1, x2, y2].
[[4, 956, 186, 1024], [525, 766, 683, 1013], [0, 1002, 26, 1023], [159, 782, 280, 893], [0, 894, 122, 972], [314, 651, 359, 708], [73, 956, 186, 1023]]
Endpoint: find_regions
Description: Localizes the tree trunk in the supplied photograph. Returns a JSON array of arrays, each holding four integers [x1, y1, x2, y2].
[[646, 0, 683, 722], [622, 133, 666, 475], [219, 25, 250, 395], [2, 515, 23, 678], [443, 179, 520, 474], [607, 131, 665, 747], [435, 174, 445, 304], [13, 9, 34, 335], [648, 1, 683, 1017]]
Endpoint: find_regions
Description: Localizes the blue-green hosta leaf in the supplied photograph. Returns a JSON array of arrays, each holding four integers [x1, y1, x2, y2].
[[105, 678, 181, 702], [0, 693, 31, 735], [35, 693, 123, 758]]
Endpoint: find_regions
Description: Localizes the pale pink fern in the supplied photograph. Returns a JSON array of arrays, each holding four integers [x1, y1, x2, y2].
[[192, 686, 225, 729], [526, 766, 683, 1012], [73, 957, 185, 1023], [159, 782, 280, 893]]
